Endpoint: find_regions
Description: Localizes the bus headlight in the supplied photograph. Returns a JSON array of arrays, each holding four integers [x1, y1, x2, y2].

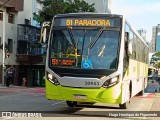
[[47, 73, 60, 85], [102, 76, 119, 88]]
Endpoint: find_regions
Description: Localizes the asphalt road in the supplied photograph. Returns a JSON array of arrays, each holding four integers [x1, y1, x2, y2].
[[0, 80, 159, 120]]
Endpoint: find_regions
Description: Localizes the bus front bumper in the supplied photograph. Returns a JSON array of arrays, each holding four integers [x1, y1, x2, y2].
[[45, 79, 122, 104]]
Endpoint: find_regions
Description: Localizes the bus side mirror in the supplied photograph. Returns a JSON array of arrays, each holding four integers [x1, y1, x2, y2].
[[128, 40, 132, 56], [40, 21, 51, 43]]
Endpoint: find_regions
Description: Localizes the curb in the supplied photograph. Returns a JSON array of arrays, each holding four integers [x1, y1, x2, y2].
[[0, 85, 27, 89]]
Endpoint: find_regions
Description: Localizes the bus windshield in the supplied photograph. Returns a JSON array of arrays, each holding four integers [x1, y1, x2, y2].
[[50, 27, 120, 70]]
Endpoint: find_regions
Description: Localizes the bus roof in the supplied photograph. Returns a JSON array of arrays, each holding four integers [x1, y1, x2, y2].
[[125, 20, 149, 48], [54, 13, 123, 18]]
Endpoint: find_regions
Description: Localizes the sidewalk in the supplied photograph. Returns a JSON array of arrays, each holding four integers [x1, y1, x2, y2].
[[0, 84, 30, 90], [150, 93, 160, 111], [0, 85, 45, 95], [147, 93, 160, 120]]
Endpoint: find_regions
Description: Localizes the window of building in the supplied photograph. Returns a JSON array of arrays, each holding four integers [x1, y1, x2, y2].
[[17, 41, 28, 54], [8, 14, 14, 24], [8, 39, 13, 53], [0, 11, 3, 21]]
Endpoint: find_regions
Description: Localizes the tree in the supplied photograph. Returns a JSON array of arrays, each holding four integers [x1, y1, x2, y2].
[[150, 52, 160, 68], [33, 0, 95, 25]]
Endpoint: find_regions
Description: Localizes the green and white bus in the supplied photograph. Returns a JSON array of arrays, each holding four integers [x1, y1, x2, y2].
[[41, 13, 149, 109]]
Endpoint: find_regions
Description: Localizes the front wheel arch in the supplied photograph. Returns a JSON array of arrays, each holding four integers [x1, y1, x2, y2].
[[119, 81, 132, 109]]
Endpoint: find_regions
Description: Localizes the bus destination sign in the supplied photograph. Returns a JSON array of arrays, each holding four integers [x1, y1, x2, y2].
[[66, 19, 110, 27], [51, 58, 76, 67], [54, 17, 121, 27]]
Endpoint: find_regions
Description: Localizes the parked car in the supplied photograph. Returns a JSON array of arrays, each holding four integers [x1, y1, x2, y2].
[[148, 74, 158, 81]]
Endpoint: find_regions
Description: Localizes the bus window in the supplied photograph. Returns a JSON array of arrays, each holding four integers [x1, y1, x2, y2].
[[124, 32, 129, 69]]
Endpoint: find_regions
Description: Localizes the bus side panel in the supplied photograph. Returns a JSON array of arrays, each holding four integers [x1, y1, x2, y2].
[[122, 59, 148, 102], [145, 64, 148, 88], [131, 61, 148, 96], [122, 59, 136, 103], [45, 79, 122, 104]]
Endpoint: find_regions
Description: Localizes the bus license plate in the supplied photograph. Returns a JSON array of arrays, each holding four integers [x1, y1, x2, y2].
[[73, 94, 87, 100]]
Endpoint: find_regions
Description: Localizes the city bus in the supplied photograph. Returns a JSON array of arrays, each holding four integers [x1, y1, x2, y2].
[[40, 13, 149, 109]]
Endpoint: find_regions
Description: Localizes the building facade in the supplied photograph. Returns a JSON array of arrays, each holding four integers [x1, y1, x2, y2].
[[0, 0, 24, 86], [84, 0, 112, 13], [17, 0, 42, 27], [0, 0, 45, 87], [151, 24, 160, 53], [0, 0, 111, 87], [16, 0, 44, 87], [137, 29, 147, 42]]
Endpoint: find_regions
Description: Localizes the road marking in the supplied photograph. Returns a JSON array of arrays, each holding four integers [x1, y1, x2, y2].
[[52, 101, 65, 106]]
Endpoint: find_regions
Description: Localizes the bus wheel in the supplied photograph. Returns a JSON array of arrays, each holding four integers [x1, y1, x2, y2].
[[119, 103, 127, 109], [66, 101, 77, 107], [138, 89, 144, 96]]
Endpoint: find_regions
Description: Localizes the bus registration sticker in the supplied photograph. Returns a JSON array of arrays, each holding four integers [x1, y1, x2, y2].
[[73, 94, 87, 100]]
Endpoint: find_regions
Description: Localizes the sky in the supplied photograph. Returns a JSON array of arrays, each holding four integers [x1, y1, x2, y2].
[[112, 0, 160, 42]]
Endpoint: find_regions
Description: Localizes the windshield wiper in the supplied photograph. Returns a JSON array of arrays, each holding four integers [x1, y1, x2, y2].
[[89, 27, 105, 49], [67, 27, 76, 48]]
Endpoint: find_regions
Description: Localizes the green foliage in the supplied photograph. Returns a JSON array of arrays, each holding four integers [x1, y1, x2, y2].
[[33, 0, 95, 25], [150, 52, 160, 68], [154, 62, 160, 69]]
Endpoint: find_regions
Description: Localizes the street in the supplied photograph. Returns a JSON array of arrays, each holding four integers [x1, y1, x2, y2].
[[1, 0, 160, 120], [0, 80, 160, 120]]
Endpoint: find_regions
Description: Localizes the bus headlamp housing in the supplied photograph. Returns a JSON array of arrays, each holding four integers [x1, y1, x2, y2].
[[102, 76, 119, 88], [47, 73, 60, 85]]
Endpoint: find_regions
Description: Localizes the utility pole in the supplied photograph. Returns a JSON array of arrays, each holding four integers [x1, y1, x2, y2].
[[2, 11, 5, 87], [0, 0, 12, 86]]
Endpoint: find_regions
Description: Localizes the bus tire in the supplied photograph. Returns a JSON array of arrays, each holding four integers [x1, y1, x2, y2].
[[119, 103, 127, 109], [138, 90, 144, 96], [66, 101, 77, 107]]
